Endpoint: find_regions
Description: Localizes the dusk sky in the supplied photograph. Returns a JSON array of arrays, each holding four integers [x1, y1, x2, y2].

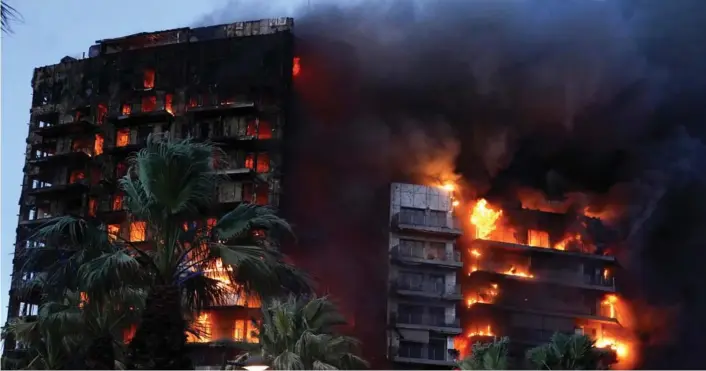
[[0, 0, 303, 330]]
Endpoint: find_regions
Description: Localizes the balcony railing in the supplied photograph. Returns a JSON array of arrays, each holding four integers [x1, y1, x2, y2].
[[394, 280, 461, 297], [391, 245, 461, 265], [393, 312, 460, 328], [397, 211, 462, 230], [393, 344, 456, 364]]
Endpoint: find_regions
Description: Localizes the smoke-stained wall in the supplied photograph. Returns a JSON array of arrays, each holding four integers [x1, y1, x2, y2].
[[195, 0, 706, 368]]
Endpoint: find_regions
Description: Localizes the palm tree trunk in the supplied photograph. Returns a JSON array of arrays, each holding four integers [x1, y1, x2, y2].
[[84, 334, 115, 370], [125, 285, 193, 369]]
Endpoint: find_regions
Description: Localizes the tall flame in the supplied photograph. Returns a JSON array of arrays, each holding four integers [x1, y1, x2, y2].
[[470, 199, 503, 239]]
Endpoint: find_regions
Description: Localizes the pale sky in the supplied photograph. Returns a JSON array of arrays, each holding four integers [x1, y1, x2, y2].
[[0, 0, 299, 330]]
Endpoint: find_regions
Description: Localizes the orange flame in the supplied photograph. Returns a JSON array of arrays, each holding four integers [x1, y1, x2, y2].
[[292, 57, 301, 77], [470, 199, 503, 240], [466, 283, 499, 308], [504, 265, 534, 278], [468, 324, 495, 337]]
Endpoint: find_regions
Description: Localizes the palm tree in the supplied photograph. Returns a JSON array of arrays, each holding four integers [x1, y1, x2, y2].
[[526, 333, 617, 370], [256, 295, 368, 370], [21, 135, 310, 369], [1, 288, 144, 370], [457, 337, 510, 370], [1, 2, 21, 34]]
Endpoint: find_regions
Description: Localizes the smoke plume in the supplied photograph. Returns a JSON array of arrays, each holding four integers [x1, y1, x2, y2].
[[195, 0, 706, 367]]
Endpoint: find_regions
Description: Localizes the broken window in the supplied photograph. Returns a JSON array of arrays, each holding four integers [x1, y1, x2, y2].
[[116, 129, 130, 147], [69, 170, 85, 184], [141, 96, 157, 112], [107, 224, 120, 241], [96, 103, 108, 125], [121, 104, 131, 116], [143, 69, 155, 89], [93, 134, 104, 156], [129, 221, 146, 242]]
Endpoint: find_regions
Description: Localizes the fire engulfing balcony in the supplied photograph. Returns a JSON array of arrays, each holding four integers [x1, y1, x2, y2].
[[390, 312, 462, 334], [392, 280, 462, 301], [111, 97, 175, 126], [390, 245, 462, 269], [393, 208, 462, 236]]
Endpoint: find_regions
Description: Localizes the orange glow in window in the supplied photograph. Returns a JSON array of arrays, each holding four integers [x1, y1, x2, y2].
[[112, 195, 123, 211], [292, 57, 301, 77], [142, 96, 157, 112], [165, 94, 174, 114], [88, 198, 98, 217], [188, 97, 197, 108], [187, 313, 211, 343], [206, 218, 216, 230], [107, 224, 120, 241], [143, 69, 155, 89], [244, 154, 255, 170], [79, 292, 89, 309], [97, 104, 108, 125], [123, 325, 136, 344], [117, 129, 130, 147], [258, 120, 272, 139], [129, 221, 146, 242], [69, 170, 85, 184], [121, 104, 131, 116], [94, 134, 104, 156], [256, 153, 270, 173]]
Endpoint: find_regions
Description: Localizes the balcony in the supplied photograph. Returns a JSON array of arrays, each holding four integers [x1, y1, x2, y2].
[[111, 101, 174, 126], [471, 234, 615, 262], [392, 344, 457, 367], [393, 211, 462, 236], [469, 261, 616, 292], [391, 312, 462, 334], [33, 116, 96, 138], [392, 280, 462, 301], [390, 245, 462, 269], [186, 101, 257, 118]]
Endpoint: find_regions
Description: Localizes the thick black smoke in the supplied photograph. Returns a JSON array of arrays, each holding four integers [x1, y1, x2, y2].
[[196, 0, 706, 368]]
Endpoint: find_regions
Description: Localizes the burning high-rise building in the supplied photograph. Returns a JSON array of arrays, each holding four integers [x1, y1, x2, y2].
[[5, 18, 295, 367]]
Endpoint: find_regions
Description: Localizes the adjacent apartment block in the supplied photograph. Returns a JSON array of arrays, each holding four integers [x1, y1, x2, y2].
[[6, 18, 296, 368], [386, 183, 464, 368]]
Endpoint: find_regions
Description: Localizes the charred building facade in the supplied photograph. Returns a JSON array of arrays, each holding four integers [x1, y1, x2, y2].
[[6, 18, 296, 367], [459, 199, 630, 368]]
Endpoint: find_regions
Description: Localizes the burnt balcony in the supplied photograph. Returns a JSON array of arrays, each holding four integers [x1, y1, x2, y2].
[[391, 343, 457, 367], [25, 178, 89, 198], [391, 312, 462, 334], [392, 210, 462, 237], [390, 245, 462, 269], [392, 280, 462, 301], [186, 101, 257, 118], [111, 101, 174, 126], [470, 261, 616, 292], [32, 116, 98, 138], [470, 233, 613, 261], [26, 147, 93, 168]]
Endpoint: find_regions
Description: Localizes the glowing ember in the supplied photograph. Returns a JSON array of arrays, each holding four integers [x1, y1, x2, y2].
[[470, 199, 503, 240], [471, 249, 481, 257], [292, 57, 301, 77], [440, 182, 455, 192], [452, 200, 460, 208]]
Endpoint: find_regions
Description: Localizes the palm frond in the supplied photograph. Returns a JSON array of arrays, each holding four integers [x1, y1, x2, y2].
[[78, 250, 146, 295], [215, 203, 294, 240], [272, 350, 304, 370], [180, 272, 232, 311], [1, 2, 21, 34]]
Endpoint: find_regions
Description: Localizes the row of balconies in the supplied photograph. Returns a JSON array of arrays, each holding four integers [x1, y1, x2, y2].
[[470, 260, 616, 291], [392, 342, 456, 366]]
